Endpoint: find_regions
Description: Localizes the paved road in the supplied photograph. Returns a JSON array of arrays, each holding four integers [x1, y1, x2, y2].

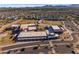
[[1, 41, 49, 51], [71, 20, 79, 30], [64, 20, 79, 33], [0, 19, 22, 33], [54, 45, 74, 54], [0, 32, 78, 53], [0, 20, 79, 54]]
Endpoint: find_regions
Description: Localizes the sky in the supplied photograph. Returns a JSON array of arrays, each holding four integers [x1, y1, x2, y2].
[[0, 4, 71, 8]]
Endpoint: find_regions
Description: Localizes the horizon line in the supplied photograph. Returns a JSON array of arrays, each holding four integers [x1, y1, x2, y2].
[[0, 4, 71, 7]]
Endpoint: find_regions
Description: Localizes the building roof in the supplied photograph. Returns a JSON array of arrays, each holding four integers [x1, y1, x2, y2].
[[20, 24, 36, 29], [12, 24, 20, 27], [28, 26, 37, 30], [20, 24, 28, 29], [52, 26, 60, 30], [47, 26, 54, 33], [18, 31, 47, 37]]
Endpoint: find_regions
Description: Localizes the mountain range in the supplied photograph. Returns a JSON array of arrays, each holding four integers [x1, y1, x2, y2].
[[0, 4, 79, 8], [43, 4, 79, 8]]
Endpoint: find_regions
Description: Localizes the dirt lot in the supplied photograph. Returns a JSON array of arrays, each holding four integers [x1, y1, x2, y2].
[[18, 46, 49, 54], [54, 45, 74, 54], [16, 19, 37, 24], [16, 19, 64, 25], [0, 31, 14, 46], [44, 20, 64, 25]]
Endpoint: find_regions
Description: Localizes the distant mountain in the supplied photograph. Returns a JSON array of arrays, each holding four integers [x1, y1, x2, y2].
[[69, 4, 79, 8], [1, 4, 79, 8], [42, 4, 79, 8], [42, 5, 69, 8]]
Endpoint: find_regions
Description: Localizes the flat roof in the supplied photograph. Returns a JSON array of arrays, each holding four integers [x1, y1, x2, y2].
[[20, 24, 36, 28], [52, 26, 60, 30], [18, 31, 47, 37], [21, 24, 36, 26], [28, 26, 37, 30], [12, 24, 20, 27], [47, 26, 54, 33], [20, 24, 28, 28]]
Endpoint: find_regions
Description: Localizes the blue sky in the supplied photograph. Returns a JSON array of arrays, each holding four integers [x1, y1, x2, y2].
[[0, 4, 71, 7]]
